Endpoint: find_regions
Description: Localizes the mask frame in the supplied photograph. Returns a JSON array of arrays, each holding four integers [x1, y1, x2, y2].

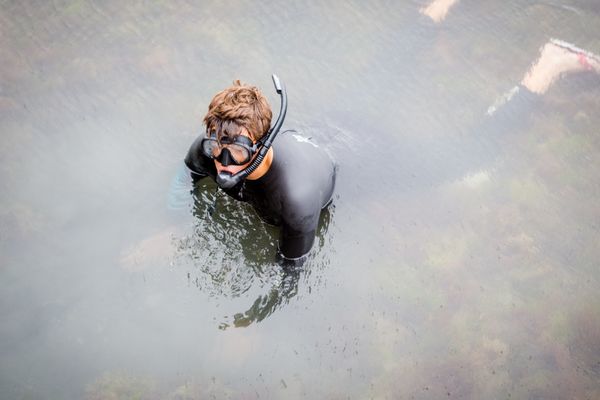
[[201, 133, 263, 166]]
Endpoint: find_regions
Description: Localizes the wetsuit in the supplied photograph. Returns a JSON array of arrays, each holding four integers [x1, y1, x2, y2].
[[184, 130, 336, 259]]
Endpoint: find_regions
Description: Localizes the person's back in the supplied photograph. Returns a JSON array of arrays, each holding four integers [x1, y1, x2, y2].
[[241, 130, 336, 258]]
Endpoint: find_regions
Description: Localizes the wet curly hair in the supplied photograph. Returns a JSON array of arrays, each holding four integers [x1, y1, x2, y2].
[[203, 80, 272, 141]]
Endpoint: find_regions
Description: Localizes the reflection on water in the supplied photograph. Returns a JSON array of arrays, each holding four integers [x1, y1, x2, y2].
[[173, 177, 334, 329], [1, 0, 600, 399]]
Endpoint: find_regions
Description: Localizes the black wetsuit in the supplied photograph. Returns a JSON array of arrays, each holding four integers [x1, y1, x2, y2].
[[185, 130, 336, 259]]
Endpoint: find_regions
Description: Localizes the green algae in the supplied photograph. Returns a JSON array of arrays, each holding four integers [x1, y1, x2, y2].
[[85, 372, 155, 400]]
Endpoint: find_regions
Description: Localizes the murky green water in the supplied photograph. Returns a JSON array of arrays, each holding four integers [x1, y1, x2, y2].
[[1, 0, 600, 399]]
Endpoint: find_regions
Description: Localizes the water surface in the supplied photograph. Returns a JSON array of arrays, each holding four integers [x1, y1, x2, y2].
[[1, 1, 600, 399]]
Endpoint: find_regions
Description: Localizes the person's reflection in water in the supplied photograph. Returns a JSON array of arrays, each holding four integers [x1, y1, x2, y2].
[[231, 262, 301, 328], [199, 206, 332, 330]]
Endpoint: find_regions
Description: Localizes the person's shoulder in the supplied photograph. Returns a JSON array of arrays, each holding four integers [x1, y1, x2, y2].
[[185, 135, 214, 176], [278, 129, 320, 148], [275, 130, 330, 166]]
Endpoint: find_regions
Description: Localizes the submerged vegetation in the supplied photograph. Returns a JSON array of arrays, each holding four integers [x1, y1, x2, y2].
[[1, 0, 599, 399]]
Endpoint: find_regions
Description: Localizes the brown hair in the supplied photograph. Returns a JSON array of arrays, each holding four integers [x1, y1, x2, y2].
[[203, 80, 272, 141]]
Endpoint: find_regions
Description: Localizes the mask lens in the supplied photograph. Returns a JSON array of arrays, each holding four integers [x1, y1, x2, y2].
[[201, 134, 256, 165], [201, 138, 220, 159], [226, 144, 251, 164]]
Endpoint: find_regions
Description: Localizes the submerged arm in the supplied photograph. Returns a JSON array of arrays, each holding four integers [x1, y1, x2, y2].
[[279, 222, 317, 261], [278, 193, 322, 261]]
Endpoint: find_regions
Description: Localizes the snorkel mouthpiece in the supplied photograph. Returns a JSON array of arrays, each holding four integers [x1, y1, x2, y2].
[[214, 74, 288, 190], [216, 171, 238, 189]]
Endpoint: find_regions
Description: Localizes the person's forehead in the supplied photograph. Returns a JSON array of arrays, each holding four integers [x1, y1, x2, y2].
[[215, 123, 252, 139]]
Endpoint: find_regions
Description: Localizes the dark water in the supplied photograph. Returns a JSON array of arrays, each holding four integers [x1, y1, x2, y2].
[[2, 1, 600, 398]]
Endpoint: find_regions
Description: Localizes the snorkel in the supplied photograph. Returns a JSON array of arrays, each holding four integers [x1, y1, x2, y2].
[[216, 74, 288, 190]]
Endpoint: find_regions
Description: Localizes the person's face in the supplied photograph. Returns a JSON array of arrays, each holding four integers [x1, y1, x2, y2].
[[213, 127, 256, 175]]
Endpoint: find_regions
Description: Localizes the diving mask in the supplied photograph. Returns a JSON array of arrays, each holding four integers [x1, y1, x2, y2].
[[201, 132, 262, 166]]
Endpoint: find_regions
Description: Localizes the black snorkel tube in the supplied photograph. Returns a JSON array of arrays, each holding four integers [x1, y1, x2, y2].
[[216, 74, 288, 190]]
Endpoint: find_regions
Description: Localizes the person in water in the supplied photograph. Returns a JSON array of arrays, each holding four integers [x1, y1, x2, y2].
[[184, 76, 336, 262]]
